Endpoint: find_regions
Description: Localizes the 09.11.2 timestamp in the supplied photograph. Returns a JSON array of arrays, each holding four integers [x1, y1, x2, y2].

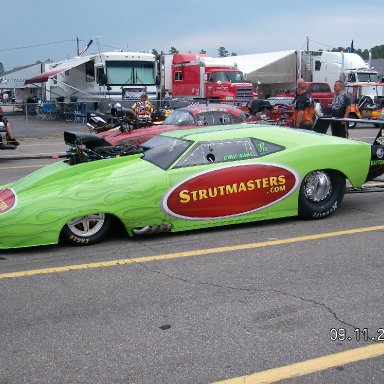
[[330, 328, 384, 341]]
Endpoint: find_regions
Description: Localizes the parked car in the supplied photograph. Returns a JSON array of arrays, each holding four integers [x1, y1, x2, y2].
[[98, 103, 248, 146], [1, 123, 383, 249]]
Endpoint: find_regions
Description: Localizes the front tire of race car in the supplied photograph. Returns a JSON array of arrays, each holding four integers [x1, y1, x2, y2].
[[298, 170, 345, 220], [60, 213, 112, 246]]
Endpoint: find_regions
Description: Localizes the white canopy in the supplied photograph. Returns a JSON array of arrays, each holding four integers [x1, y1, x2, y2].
[[215, 50, 297, 84]]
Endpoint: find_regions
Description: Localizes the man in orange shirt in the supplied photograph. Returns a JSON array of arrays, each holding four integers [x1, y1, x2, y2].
[[292, 79, 316, 130]]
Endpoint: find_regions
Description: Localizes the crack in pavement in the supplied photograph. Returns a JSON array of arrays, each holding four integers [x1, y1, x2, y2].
[[137, 263, 378, 342]]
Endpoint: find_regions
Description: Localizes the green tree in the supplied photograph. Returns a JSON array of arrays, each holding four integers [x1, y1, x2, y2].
[[217, 47, 229, 57], [370, 45, 384, 59], [199, 49, 207, 54], [230, 52, 237, 56], [151, 48, 158, 56], [0, 62, 4, 76], [169, 47, 179, 54], [331, 47, 345, 52], [360, 49, 370, 60]]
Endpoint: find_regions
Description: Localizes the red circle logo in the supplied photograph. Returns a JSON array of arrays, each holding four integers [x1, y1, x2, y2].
[[163, 164, 299, 219]]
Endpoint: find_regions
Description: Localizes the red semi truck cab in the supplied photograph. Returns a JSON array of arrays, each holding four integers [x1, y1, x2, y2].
[[169, 53, 254, 103]]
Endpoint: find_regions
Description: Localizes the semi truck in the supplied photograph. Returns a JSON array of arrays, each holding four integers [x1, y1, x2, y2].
[[308, 51, 380, 85], [215, 50, 380, 99], [160, 53, 254, 105]]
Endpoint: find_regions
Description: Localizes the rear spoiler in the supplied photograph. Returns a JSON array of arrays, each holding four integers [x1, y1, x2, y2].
[[313, 118, 384, 182], [64, 131, 112, 150], [314, 117, 384, 145]]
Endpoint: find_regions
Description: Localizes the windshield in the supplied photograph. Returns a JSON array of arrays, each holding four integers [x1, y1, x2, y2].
[[347, 85, 384, 101], [162, 109, 196, 126], [106, 61, 155, 86], [214, 71, 245, 82], [143, 135, 192, 170], [356, 72, 380, 83]]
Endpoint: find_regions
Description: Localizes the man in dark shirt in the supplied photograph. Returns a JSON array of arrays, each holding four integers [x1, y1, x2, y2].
[[331, 80, 351, 138], [292, 80, 315, 130]]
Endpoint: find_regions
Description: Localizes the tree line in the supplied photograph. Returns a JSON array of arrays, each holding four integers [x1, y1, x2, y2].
[[152, 45, 384, 60], [151, 47, 237, 57], [329, 45, 384, 60]]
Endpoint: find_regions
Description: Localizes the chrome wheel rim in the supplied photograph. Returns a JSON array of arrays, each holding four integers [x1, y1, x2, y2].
[[303, 171, 332, 203], [67, 213, 106, 237]]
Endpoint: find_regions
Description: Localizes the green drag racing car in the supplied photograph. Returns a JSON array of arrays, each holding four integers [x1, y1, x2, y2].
[[1, 123, 384, 249]]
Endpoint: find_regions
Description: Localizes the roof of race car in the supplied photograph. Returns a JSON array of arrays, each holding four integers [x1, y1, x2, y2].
[[159, 123, 369, 147], [181, 103, 245, 116]]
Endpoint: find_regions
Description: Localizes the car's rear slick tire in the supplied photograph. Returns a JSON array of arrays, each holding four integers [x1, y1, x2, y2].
[[298, 170, 345, 220], [60, 213, 112, 246]]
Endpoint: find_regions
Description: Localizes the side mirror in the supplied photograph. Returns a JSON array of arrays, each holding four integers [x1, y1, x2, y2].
[[101, 73, 108, 86]]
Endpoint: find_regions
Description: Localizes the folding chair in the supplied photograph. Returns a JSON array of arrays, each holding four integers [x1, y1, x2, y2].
[[74, 103, 88, 123], [40, 103, 56, 120]]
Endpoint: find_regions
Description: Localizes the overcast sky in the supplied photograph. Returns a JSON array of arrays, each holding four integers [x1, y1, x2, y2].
[[1, 0, 383, 71]]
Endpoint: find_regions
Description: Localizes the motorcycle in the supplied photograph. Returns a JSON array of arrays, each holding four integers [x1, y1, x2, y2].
[[87, 103, 137, 134]]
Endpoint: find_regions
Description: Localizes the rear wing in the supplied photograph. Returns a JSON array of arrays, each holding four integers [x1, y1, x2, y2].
[[314, 117, 384, 145], [313, 118, 384, 182]]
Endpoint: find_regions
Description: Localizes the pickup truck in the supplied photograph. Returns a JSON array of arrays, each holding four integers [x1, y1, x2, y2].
[[276, 82, 334, 115]]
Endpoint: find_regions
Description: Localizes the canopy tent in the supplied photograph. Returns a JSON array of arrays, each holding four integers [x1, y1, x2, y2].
[[215, 50, 297, 84], [24, 56, 93, 84]]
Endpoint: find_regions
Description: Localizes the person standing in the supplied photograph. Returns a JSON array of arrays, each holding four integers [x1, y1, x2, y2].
[[331, 80, 351, 138], [0, 114, 20, 146], [131, 93, 154, 124], [292, 79, 315, 130]]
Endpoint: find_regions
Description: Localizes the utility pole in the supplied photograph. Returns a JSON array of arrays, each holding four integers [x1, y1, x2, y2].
[[306, 36, 309, 51], [76, 37, 80, 56]]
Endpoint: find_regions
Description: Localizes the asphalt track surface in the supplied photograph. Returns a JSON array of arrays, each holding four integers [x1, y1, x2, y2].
[[1, 117, 384, 383]]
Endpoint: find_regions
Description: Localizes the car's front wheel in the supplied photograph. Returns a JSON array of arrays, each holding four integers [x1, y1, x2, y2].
[[298, 170, 345, 219], [60, 213, 112, 246]]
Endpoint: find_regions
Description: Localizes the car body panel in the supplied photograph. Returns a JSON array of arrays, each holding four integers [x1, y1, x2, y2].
[[0, 124, 372, 249]]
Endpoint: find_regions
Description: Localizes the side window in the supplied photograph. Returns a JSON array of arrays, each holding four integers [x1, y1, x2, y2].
[[195, 112, 213, 126], [195, 111, 244, 126], [174, 71, 183, 81], [85, 60, 95, 82], [174, 139, 257, 168], [252, 138, 285, 157]]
